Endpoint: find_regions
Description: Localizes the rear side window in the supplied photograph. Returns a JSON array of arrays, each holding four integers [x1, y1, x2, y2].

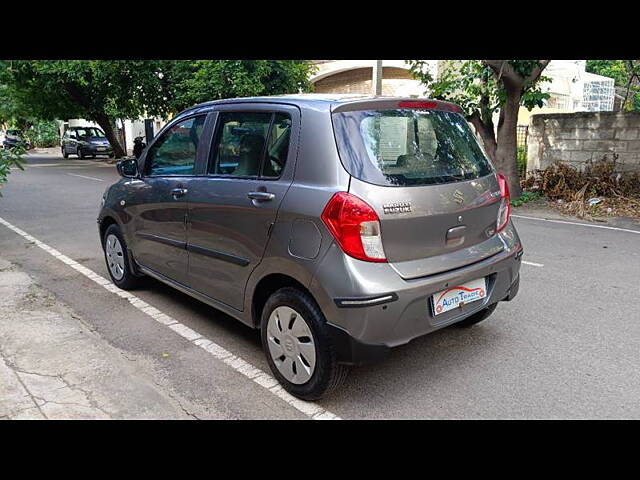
[[262, 113, 292, 178], [332, 109, 493, 186], [146, 115, 206, 176], [209, 112, 291, 178]]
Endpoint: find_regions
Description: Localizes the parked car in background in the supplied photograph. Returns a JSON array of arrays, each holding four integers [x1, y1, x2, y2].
[[2, 129, 31, 150], [62, 126, 113, 159], [98, 94, 523, 400]]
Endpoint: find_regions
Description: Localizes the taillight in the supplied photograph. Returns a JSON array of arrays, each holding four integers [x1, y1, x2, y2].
[[321, 192, 387, 263], [496, 173, 511, 232]]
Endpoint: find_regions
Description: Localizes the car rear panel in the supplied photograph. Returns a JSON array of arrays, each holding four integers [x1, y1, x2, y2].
[[349, 175, 503, 278]]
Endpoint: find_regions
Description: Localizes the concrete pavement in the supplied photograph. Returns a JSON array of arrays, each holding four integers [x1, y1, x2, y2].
[[0, 257, 201, 419], [1, 151, 640, 419]]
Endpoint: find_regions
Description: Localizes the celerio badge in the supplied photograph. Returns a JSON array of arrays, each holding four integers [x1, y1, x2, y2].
[[383, 202, 412, 214]]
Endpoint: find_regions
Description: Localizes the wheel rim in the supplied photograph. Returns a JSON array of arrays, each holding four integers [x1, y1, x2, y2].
[[266, 306, 316, 385], [105, 234, 125, 280]]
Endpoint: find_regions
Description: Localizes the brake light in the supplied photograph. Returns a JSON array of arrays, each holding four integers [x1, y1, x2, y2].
[[398, 101, 438, 109], [496, 173, 511, 233], [321, 192, 386, 263], [397, 100, 462, 113]]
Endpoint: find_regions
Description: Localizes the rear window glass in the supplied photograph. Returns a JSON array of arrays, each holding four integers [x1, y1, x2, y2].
[[332, 109, 493, 186]]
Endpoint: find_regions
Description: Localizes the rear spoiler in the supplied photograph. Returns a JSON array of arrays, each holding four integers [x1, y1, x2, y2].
[[331, 98, 462, 114]]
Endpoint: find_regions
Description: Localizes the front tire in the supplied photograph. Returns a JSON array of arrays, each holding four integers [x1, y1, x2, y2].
[[261, 287, 349, 401], [62, 146, 69, 158], [77, 146, 85, 159], [102, 224, 140, 289]]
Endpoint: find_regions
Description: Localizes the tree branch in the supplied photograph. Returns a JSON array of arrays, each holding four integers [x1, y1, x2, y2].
[[484, 60, 521, 87], [483, 60, 551, 90], [525, 60, 551, 85]]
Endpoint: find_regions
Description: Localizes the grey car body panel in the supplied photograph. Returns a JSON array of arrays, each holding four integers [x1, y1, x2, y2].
[[99, 94, 522, 361], [348, 175, 504, 278], [185, 103, 301, 311]]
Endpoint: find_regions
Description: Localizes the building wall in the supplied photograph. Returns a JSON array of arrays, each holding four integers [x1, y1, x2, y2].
[[527, 111, 640, 172], [313, 66, 423, 97]]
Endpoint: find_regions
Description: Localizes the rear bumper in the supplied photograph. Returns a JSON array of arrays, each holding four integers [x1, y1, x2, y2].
[[310, 221, 523, 365]]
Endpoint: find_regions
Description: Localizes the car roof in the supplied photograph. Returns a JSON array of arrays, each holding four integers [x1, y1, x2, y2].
[[191, 93, 368, 109], [182, 94, 461, 116]]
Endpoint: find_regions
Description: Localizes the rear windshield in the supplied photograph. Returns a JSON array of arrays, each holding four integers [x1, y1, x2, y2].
[[332, 109, 493, 186]]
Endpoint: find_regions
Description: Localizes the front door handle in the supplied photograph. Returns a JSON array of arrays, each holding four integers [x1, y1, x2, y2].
[[247, 191, 275, 202], [171, 188, 188, 198]]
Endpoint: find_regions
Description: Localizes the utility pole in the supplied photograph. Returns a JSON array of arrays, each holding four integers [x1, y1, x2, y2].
[[372, 60, 383, 96]]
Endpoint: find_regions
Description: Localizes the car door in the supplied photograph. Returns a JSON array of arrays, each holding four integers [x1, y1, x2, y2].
[[186, 105, 299, 311], [127, 114, 209, 285], [61, 130, 69, 152], [66, 130, 76, 152]]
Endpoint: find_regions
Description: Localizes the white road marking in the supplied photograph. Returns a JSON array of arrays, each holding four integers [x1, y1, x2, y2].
[[512, 214, 640, 235], [522, 261, 544, 267], [66, 173, 104, 182], [0, 216, 340, 421], [29, 162, 111, 168]]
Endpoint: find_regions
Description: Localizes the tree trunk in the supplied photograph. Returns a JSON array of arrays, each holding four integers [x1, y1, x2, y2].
[[468, 112, 497, 162], [120, 119, 127, 156], [495, 92, 522, 198], [93, 113, 126, 158]]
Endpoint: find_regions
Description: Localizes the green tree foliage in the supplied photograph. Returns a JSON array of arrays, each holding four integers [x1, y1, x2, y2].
[[0, 60, 316, 158], [166, 60, 315, 112], [26, 120, 61, 148], [586, 60, 640, 111], [408, 60, 550, 196], [0, 145, 25, 197]]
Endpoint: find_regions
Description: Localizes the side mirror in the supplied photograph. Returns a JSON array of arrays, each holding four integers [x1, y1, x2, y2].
[[117, 158, 140, 178]]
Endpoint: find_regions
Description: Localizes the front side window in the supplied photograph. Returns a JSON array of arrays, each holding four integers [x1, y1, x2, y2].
[[332, 109, 493, 186], [146, 115, 206, 176]]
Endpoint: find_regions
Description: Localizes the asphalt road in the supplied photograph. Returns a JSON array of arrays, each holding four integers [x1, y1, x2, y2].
[[1, 152, 639, 419]]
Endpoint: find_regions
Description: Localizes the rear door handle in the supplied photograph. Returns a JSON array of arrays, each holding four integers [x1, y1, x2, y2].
[[247, 191, 275, 201], [171, 188, 188, 198]]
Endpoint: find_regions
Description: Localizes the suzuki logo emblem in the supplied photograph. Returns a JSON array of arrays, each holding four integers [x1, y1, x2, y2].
[[453, 190, 464, 205]]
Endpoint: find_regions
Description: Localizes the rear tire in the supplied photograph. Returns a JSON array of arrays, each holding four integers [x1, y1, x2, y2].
[[454, 303, 498, 328], [260, 287, 349, 401], [62, 146, 69, 158], [102, 224, 141, 289]]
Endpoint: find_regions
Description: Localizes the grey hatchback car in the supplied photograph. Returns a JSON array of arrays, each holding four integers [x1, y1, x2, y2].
[[98, 94, 523, 400]]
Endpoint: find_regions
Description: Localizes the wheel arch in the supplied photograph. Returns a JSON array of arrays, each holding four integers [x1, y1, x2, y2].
[[251, 273, 318, 329], [99, 214, 143, 277], [99, 215, 119, 247]]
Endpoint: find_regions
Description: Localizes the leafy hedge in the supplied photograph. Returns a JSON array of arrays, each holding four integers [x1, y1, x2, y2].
[[26, 120, 60, 148]]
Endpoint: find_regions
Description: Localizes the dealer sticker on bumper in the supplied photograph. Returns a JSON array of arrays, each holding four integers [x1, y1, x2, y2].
[[432, 277, 487, 316]]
